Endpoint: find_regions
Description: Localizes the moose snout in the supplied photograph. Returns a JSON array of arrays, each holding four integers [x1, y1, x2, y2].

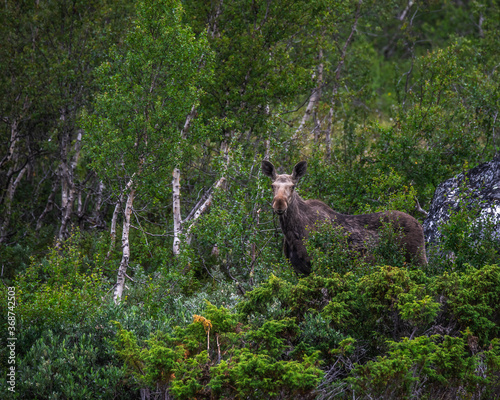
[[273, 198, 287, 215]]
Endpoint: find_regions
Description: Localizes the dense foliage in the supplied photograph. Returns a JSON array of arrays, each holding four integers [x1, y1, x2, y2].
[[1, 0, 500, 398]]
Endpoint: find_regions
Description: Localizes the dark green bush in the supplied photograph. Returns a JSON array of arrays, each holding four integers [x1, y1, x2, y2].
[[14, 329, 133, 400], [347, 334, 500, 400], [305, 221, 363, 276]]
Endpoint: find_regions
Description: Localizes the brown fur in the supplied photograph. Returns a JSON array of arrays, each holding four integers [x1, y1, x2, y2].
[[262, 161, 427, 275]]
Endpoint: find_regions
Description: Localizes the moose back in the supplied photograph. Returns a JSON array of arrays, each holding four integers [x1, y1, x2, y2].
[[262, 160, 427, 275]]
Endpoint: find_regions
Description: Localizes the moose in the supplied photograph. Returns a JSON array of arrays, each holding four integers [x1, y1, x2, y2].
[[262, 160, 427, 275]]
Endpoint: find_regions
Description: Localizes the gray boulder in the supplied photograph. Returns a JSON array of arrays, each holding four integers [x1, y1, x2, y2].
[[423, 153, 500, 249]]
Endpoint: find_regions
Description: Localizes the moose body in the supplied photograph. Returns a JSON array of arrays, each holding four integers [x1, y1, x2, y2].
[[262, 161, 427, 275]]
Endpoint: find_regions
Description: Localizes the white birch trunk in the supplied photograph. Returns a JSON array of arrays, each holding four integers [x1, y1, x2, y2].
[[264, 139, 271, 161], [325, 105, 334, 161], [183, 142, 229, 246], [180, 105, 197, 139], [106, 190, 127, 260], [114, 187, 135, 304], [184, 176, 226, 245], [108, 202, 121, 253], [172, 168, 182, 256], [77, 191, 83, 217], [0, 119, 20, 172], [399, 0, 414, 21], [208, 0, 223, 38], [59, 113, 70, 215], [294, 50, 324, 139], [91, 180, 105, 227], [0, 119, 21, 207], [58, 130, 83, 241]]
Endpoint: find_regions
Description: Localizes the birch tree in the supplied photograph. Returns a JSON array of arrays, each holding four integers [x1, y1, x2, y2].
[[0, 0, 132, 245], [82, 0, 212, 303]]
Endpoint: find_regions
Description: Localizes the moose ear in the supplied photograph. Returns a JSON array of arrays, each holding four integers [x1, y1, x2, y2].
[[292, 161, 307, 181], [262, 160, 277, 180]]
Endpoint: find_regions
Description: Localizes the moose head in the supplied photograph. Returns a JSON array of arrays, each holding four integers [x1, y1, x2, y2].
[[262, 160, 307, 215]]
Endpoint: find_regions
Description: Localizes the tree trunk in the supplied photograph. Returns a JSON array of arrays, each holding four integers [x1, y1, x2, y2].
[[312, 108, 322, 143], [0, 118, 20, 172], [58, 128, 83, 241], [250, 208, 260, 286], [180, 105, 197, 139], [113, 186, 136, 304], [0, 164, 28, 243], [91, 180, 105, 228], [208, 0, 224, 38], [172, 168, 182, 256], [107, 194, 124, 260], [0, 117, 25, 242], [294, 49, 324, 139], [325, 105, 334, 161], [36, 176, 59, 231], [184, 176, 226, 245], [264, 139, 271, 161], [178, 142, 229, 249]]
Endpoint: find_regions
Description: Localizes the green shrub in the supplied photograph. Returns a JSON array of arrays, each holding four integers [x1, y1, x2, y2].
[[12, 329, 133, 400], [350, 266, 433, 345], [347, 334, 500, 400], [16, 233, 108, 333], [360, 168, 419, 216], [112, 302, 323, 399], [433, 264, 500, 343], [371, 220, 409, 268], [305, 221, 364, 276], [298, 313, 346, 360]]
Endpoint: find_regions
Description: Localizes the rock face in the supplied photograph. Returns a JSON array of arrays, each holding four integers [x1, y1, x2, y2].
[[423, 153, 500, 249]]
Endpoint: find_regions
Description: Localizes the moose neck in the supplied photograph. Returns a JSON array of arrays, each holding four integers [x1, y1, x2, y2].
[[278, 191, 308, 236]]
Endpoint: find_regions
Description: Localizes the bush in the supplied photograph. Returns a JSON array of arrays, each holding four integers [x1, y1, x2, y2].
[[347, 334, 500, 400], [13, 329, 132, 400], [305, 221, 363, 276], [112, 302, 323, 399], [432, 264, 500, 344]]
